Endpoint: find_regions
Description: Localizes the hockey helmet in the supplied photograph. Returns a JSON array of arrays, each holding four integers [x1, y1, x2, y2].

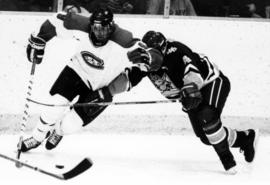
[[89, 7, 115, 46], [142, 31, 167, 54]]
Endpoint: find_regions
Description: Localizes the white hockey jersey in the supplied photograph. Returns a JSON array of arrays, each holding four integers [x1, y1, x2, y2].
[[48, 15, 133, 91], [68, 34, 132, 91]]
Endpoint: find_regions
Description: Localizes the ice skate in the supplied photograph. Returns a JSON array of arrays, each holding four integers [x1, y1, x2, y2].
[[45, 129, 63, 150], [240, 129, 259, 163], [226, 166, 238, 175], [20, 137, 41, 152]]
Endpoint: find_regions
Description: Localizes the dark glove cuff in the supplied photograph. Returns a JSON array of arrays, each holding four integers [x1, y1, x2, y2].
[[100, 86, 113, 101]]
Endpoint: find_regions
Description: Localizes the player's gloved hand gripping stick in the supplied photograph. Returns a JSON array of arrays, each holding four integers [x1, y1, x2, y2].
[[16, 33, 46, 167]]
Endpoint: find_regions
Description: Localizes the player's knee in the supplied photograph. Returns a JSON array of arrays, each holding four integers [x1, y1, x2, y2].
[[197, 107, 226, 145], [198, 134, 211, 145], [60, 109, 84, 134], [40, 94, 69, 124], [191, 124, 210, 145], [203, 119, 227, 145]]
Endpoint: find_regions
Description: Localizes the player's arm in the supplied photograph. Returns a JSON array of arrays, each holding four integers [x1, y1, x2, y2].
[[26, 19, 56, 64], [57, 12, 134, 48], [83, 66, 147, 105], [87, 42, 163, 101], [105, 41, 164, 94], [37, 19, 57, 42], [179, 48, 203, 111], [108, 66, 148, 95], [110, 24, 133, 48], [57, 12, 90, 32], [26, 14, 73, 64]]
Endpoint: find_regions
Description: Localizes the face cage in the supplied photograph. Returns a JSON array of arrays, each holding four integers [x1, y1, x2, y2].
[[91, 23, 112, 42]]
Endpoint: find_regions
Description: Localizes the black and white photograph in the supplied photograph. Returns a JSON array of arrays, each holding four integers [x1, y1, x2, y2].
[[0, 0, 269, 184]]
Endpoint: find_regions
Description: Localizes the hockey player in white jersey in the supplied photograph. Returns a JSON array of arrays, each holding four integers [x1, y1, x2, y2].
[[20, 8, 147, 152]]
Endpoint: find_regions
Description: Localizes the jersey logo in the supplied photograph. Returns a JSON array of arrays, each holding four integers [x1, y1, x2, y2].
[[81, 51, 104, 70], [166, 47, 177, 55], [183, 55, 192, 65], [149, 73, 181, 98]]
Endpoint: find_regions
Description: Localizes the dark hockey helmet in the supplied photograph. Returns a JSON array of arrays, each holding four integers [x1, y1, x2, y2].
[[142, 31, 167, 55], [89, 7, 115, 46]]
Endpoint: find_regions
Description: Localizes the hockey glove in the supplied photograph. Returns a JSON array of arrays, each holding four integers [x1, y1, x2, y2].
[[127, 45, 163, 72], [82, 87, 113, 117], [85, 87, 113, 104], [127, 47, 151, 70], [180, 82, 202, 111], [26, 33, 46, 64]]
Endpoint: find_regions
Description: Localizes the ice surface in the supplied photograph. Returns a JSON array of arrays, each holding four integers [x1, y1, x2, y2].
[[0, 134, 269, 185]]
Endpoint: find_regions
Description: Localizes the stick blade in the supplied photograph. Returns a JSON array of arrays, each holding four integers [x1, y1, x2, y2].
[[62, 158, 93, 180]]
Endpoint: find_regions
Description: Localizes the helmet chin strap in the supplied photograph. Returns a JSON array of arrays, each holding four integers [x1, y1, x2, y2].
[[89, 33, 109, 47]]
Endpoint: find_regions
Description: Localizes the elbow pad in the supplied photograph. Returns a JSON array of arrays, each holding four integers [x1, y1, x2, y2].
[[108, 72, 130, 95], [37, 20, 57, 42]]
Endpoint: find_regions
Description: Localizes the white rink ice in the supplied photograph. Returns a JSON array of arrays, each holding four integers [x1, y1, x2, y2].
[[0, 134, 269, 185]]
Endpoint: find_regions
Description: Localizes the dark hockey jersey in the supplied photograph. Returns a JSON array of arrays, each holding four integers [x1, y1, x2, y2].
[[129, 40, 220, 99]]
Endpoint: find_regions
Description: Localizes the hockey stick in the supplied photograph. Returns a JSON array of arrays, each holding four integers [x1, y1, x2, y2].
[[0, 153, 92, 180], [16, 62, 36, 167], [27, 98, 181, 107]]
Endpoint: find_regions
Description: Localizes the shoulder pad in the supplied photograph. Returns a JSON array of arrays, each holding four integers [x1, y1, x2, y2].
[[111, 24, 134, 48], [61, 13, 90, 32]]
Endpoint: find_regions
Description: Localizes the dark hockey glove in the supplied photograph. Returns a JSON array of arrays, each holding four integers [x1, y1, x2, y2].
[[127, 47, 151, 70], [56, 13, 67, 21], [26, 33, 46, 64], [82, 86, 113, 117], [180, 82, 202, 111], [127, 45, 163, 72], [85, 86, 113, 104]]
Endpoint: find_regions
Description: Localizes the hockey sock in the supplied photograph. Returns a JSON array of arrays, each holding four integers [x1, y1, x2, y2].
[[32, 117, 55, 142]]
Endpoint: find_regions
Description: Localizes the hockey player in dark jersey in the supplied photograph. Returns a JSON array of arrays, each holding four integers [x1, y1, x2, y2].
[[115, 31, 259, 173]]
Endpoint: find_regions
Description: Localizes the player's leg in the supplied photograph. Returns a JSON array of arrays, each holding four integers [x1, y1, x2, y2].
[[21, 66, 84, 152], [45, 66, 109, 149], [45, 102, 108, 150], [45, 108, 81, 150], [188, 106, 236, 172], [21, 94, 69, 152], [206, 73, 259, 163]]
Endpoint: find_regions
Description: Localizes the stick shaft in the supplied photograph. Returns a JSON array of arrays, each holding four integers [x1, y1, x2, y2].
[[0, 152, 64, 180], [0, 153, 92, 180], [27, 98, 181, 107], [16, 63, 36, 163]]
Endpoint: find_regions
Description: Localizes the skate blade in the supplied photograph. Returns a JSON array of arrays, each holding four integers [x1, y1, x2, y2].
[[226, 166, 238, 175], [249, 129, 260, 164]]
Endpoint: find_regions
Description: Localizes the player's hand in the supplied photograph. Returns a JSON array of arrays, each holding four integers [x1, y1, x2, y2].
[[180, 82, 202, 111], [128, 47, 151, 63], [26, 33, 46, 64], [127, 42, 163, 72], [85, 87, 113, 104], [56, 13, 67, 21], [82, 87, 113, 116]]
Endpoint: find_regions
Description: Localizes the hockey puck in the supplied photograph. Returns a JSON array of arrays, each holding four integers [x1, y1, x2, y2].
[[55, 165, 65, 169]]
